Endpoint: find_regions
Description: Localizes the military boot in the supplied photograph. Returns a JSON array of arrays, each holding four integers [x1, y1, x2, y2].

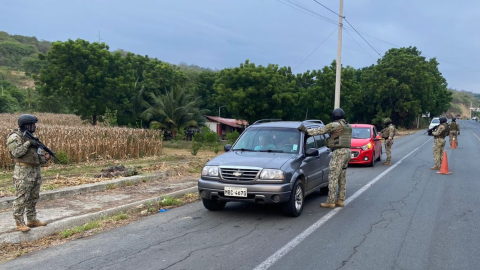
[[383, 161, 391, 166], [27, 219, 47, 227], [430, 166, 440, 170], [16, 222, 30, 232], [320, 202, 336, 209], [335, 200, 345, 207]]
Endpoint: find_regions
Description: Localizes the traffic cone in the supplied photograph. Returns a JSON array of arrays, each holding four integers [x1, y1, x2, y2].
[[451, 137, 457, 149], [437, 151, 452, 175]]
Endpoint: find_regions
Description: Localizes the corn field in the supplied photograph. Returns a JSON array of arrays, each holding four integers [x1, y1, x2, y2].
[[0, 113, 163, 170]]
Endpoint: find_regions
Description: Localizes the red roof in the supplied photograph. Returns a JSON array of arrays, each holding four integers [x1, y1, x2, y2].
[[204, 115, 249, 128]]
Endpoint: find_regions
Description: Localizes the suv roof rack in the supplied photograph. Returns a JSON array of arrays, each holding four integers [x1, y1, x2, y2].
[[251, 119, 283, 126], [303, 119, 324, 125]]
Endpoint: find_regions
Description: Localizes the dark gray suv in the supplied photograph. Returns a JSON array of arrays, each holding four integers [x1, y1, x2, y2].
[[198, 120, 332, 217]]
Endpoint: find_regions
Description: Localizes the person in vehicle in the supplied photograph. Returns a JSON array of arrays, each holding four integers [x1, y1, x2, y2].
[[254, 134, 276, 150]]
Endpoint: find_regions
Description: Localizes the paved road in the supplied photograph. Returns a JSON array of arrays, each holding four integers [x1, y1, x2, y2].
[[3, 120, 480, 270]]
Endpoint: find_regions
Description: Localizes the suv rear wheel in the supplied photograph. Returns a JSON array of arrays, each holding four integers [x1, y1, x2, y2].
[[202, 198, 226, 211], [282, 179, 304, 217]]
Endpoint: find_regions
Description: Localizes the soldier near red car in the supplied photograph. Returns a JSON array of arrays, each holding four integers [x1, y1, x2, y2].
[[6, 114, 50, 232], [298, 108, 352, 209], [380, 118, 396, 166]]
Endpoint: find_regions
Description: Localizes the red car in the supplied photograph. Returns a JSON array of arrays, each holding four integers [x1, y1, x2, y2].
[[349, 124, 383, 166]]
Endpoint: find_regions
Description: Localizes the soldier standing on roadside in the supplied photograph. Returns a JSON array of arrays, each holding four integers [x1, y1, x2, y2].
[[449, 117, 460, 147], [298, 108, 352, 209], [381, 118, 396, 166], [6, 114, 50, 232], [431, 116, 449, 170]]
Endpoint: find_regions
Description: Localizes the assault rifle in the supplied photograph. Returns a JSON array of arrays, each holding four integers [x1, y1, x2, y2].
[[23, 130, 64, 164], [424, 125, 439, 135]]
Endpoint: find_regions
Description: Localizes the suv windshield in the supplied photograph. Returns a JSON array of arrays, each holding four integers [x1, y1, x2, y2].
[[431, 119, 440, 123], [352, 128, 371, 139], [232, 127, 300, 153]]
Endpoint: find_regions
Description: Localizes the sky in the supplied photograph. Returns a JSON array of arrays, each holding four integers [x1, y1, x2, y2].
[[2, 0, 479, 92]]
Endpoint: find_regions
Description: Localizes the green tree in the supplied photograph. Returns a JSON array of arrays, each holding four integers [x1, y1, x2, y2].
[[36, 39, 125, 125], [141, 87, 207, 138], [214, 60, 298, 123]]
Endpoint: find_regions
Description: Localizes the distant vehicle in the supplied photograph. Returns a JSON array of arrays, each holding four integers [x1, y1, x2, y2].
[[427, 118, 440, 136], [198, 119, 332, 217], [472, 116, 478, 122], [349, 124, 383, 167]]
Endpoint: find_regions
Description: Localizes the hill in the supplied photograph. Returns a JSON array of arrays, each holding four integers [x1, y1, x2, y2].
[[446, 89, 480, 119]]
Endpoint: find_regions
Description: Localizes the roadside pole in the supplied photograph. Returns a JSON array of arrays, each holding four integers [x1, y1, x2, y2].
[[334, 0, 344, 109]]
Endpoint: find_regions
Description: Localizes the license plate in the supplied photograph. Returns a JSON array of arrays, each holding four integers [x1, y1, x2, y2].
[[224, 187, 247, 197]]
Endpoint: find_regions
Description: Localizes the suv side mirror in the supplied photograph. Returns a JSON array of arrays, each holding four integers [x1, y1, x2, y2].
[[305, 148, 319, 157], [374, 135, 382, 141], [224, 144, 232, 152]]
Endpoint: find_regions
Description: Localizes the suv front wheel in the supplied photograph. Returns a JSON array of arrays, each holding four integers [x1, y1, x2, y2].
[[202, 198, 227, 211], [282, 179, 304, 217]]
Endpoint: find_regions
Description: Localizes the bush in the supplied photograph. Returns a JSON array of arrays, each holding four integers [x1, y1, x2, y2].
[[191, 133, 203, 156], [226, 131, 240, 145], [54, 150, 70, 164]]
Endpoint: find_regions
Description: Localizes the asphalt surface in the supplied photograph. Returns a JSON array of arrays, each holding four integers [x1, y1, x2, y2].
[[3, 120, 480, 270]]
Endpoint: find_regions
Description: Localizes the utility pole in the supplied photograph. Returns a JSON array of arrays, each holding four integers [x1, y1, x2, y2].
[[96, 31, 102, 43], [334, 0, 344, 109]]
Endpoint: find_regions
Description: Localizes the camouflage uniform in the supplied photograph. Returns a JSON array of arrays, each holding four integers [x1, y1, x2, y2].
[[449, 121, 459, 147], [432, 123, 448, 168], [306, 120, 352, 204], [383, 124, 395, 164], [7, 131, 45, 224]]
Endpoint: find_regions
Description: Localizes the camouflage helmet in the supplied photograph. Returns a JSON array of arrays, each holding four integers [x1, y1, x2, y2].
[[439, 116, 447, 124], [384, 118, 392, 125], [18, 114, 38, 127], [332, 108, 345, 120]]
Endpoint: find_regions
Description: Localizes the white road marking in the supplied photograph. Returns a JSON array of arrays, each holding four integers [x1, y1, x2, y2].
[[253, 138, 432, 270], [467, 126, 480, 141]]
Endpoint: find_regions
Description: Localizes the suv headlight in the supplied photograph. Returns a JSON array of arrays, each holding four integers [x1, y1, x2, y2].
[[202, 166, 219, 177], [361, 143, 372, 151], [260, 169, 284, 180]]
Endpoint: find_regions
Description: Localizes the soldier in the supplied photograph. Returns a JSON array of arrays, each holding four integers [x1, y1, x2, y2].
[[6, 114, 50, 232], [431, 116, 449, 170], [380, 118, 396, 166], [449, 117, 460, 147], [298, 108, 352, 209]]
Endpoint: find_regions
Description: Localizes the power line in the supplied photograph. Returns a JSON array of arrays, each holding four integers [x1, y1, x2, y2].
[[284, 0, 338, 24], [344, 28, 377, 61], [311, 0, 381, 57], [313, 0, 341, 17], [343, 18, 381, 56], [282, 0, 479, 72], [276, 0, 338, 26], [293, 28, 337, 71]]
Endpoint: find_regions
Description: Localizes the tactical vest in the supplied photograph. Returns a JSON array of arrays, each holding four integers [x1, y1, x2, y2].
[[326, 120, 352, 149], [449, 122, 458, 131], [381, 124, 395, 139], [435, 123, 449, 139], [8, 130, 46, 166]]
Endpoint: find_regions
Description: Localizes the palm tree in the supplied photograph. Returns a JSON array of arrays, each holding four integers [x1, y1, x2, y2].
[[141, 87, 207, 138]]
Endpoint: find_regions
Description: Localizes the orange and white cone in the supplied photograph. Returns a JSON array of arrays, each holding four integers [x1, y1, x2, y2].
[[437, 151, 452, 175], [451, 137, 457, 149]]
